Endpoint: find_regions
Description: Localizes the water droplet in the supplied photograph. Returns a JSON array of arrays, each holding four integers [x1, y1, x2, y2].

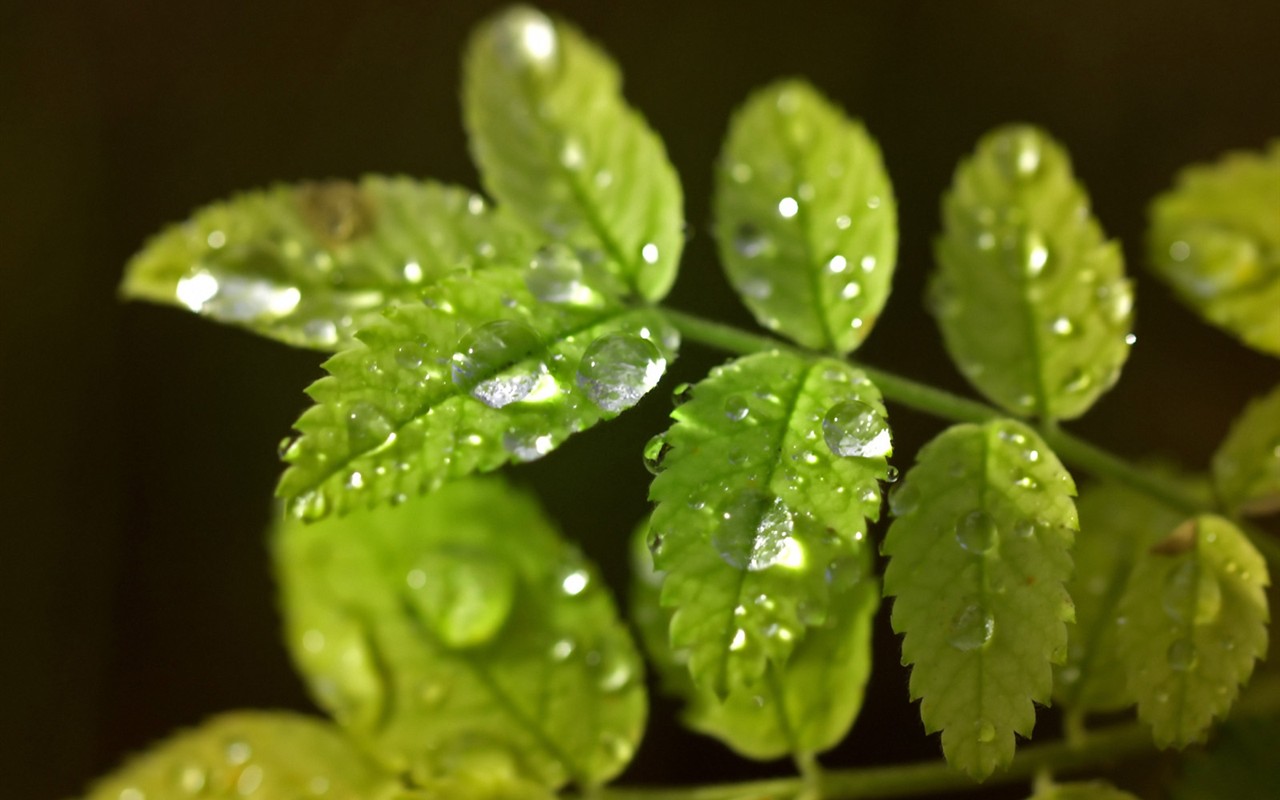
[[345, 402, 394, 453], [551, 638, 575, 661], [1013, 519, 1039, 538], [884, 465, 900, 483], [778, 197, 799, 218], [176, 268, 304, 322], [737, 273, 774, 299], [1051, 316, 1074, 336], [597, 656, 633, 692], [561, 567, 590, 596], [577, 333, 666, 413], [643, 434, 670, 475], [860, 255, 877, 272], [601, 733, 635, 763], [840, 280, 862, 299], [734, 223, 770, 258], [994, 127, 1043, 180], [1162, 560, 1222, 625], [714, 493, 805, 571], [236, 764, 264, 795], [226, 739, 253, 765], [822, 400, 892, 458], [976, 720, 996, 743], [526, 244, 586, 303], [888, 481, 920, 516], [948, 602, 995, 650], [956, 510, 998, 554], [1063, 369, 1092, 393], [835, 214, 852, 230], [724, 394, 750, 422], [827, 254, 848, 273], [394, 342, 427, 369], [503, 425, 554, 462], [451, 319, 544, 408], [406, 551, 517, 648], [641, 243, 660, 264], [494, 7, 559, 72], [1168, 638, 1198, 671]]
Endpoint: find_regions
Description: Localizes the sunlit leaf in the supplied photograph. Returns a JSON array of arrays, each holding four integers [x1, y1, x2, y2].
[[631, 519, 878, 760], [277, 266, 677, 520], [1173, 716, 1280, 800], [1027, 781, 1139, 800], [648, 351, 890, 696], [882, 420, 1077, 779], [1147, 140, 1280, 357], [1212, 383, 1280, 517], [932, 125, 1133, 421], [463, 7, 684, 301], [122, 177, 528, 349], [273, 477, 647, 789], [714, 80, 897, 353], [82, 711, 397, 799], [1117, 515, 1269, 747]]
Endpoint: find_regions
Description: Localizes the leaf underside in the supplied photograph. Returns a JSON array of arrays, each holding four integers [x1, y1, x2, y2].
[[273, 477, 647, 789], [933, 125, 1133, 421], [1116, 515, 1269, 748], [121, 177, 529, 350], [1212, 383, 1280, 517], [714, 79, 897, 353], [1147, 140, 1280, 357], [882, 420, 1077, 779], [463, 7, 684, 302], [648, 350, 890, 697], [631, 519, 879, 760], [277, 266, 677, 520]]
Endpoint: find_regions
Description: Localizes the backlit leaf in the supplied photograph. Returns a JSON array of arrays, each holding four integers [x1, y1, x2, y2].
[[882, 420, 1077, 779], [714, 80, 897, 353], [122, 177, 528, 349], [631, 518, 879, 760], [1147, 140, 1280, 356], [273, 477, 647, 789], [83, 711, 397, 799], [933, 125, 1133, 421], [648, 351, 890, 697], [1212, 383, 1280, 517], [277, 266, 677, 520], [1117, 515, 1269, 747], [463, 7, 684, 301]]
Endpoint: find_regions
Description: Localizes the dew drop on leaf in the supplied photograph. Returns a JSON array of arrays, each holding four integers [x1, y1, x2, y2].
[[713, 493, 805, 571], [821, 400, 892, 458], [643, 433, 670, 475], [1161, 560, 1222, 625], [344, 402, 395, 454], [724, 394, 750, 422], [451, 319, 544, 408], [947, 602, 996, 651], [577, 333, 666, 413], [405, 550, 516, 649], [526, 243, 586, 304], [955, 510, 998, 554], [976, 719, 996, 743], [1167, 637, 1198, 672], [493, 6, 559, 73], [502, 425, 554, 463]]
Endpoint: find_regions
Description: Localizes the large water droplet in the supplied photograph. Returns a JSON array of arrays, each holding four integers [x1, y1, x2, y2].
[[714, 493, 806, 571], [724, 394, 750, 422], [1167, 637, 1198, 671], [577, 333, 666, 413], [176, 268, 303, 322], [1162, 560, 1222, 625], [345, 402, 395, 453], [948, 602, 995, 651], [956, 510, 998, 554], [493, 7, 559, 72], [406, 550, 517, 648], [822, 400, 892, 458], [451, 319, 544, 408], [526, 244, 586, 303]]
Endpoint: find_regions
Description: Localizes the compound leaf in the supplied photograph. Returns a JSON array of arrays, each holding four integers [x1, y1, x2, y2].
[[1212, 383, 1280, 517], [1173, 716, 1280, 800], [274, 477, 647, 790], [1055, 480, 1192, 713], [1117, 515, 1269, 748], [277, 266, 676, 520], [882, 420, 1077, 779], [1147, 140, 1280, 357], [1027, 781, 1139, 800], [122, 177, 528, 350], [648, 351, 890, 697], [82, 711, 398, 799], [714, 80, 897, 353], [631, 518, 878, 760], [464, 7, 684, 301], [933, 126, 1133, 421]]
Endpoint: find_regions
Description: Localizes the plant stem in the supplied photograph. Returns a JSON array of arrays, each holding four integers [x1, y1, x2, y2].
[[661, 307, 1280, 568]]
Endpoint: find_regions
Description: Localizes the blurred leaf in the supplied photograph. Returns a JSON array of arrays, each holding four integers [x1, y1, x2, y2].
[[1148, 140, 1280, 356], [1173, 716, 1280, 799], [122, 177, 528, 349], [648, 351, 890, 697], [277, 266, 677, 520], [933, 125, 1133, 420], [274, 477, 647, 789], [1212, 383, 1280, 517], [631, 519, 879, 760], [1117, 515, 1270, 747], [882, 420, 1077, 779], [83, 711, 398, 799], [1027, 781, 1139, 800], [463, 7, 684, 301], [714, 80, 897, 353]]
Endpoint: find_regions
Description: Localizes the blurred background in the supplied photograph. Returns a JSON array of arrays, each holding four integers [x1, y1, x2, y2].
[[2, 1, 1278, 797]]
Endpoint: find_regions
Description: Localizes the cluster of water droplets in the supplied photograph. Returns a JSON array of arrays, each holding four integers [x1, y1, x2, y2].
[[112, 735, 344, 800]]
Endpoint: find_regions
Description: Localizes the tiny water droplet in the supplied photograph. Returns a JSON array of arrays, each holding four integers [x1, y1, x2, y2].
[[526, 244, 586, 303], [1051, 316, 1074, 336], [822, 400, 892, 458], [994, 127, 1042, 180], [778, 197, 799, 218], [395, 342, 427, 369], [641, 243, 660, 264], [451, 319, 544, 408], [956, 510, 998, 554], [577, 333, 666, 413], [503, 425, 554, 462], [883, 465, 900, 483], [551, 638, 575, 661], [948, 602, 995, 650], [177, 764, 207, 794], [733, 223, 770, 258], [1167, 638, 1198, 671], [827, 254, 848, 273], [560, 567, 590, 596], [493, 7, 559, 72]]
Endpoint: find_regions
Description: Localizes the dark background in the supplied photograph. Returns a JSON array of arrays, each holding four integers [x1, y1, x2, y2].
[[2, 1, 1278, 798]]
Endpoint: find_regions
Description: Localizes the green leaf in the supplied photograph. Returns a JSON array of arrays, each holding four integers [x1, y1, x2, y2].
[[1174, 716, 1280, 800], [1212, 384, 1280, 517], [882, 420, 1077, 779], [1147, 140, 1280, 357], [1055, 480, 1193, 713], [407, 775, 555, 800], [463, 7, 684, 301], [932, 125, 1134, 421], [83, 711, 398, 799], [648, 351, 890, 697], [713, 80, 897, 353], [631, 518, 879, 759], [273, 476, 647, 789], [1027, 781, 1139, 800], [1116, 515, 1270, 747], [277, 265, 677, 520], [122, 177, 529, 350]]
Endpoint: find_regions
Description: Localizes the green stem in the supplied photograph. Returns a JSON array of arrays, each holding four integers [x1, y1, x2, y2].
[[661, 307, 1280, 568]]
